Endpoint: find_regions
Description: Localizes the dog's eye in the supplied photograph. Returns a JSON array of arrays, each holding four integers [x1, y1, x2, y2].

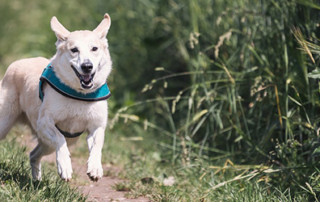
[[92, 47, 98, 52], [70, 47, 79, 53]]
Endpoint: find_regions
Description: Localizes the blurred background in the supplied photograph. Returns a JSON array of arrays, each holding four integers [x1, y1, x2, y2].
[[1, 0, 320, 200]]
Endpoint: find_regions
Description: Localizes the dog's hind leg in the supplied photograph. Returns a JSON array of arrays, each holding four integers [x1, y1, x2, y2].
[[30, 140, 55, 180], [0, 80, 21, 139]]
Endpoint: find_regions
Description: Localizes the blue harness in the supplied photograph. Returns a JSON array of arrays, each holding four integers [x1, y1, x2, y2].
[[39, 64, 111, 138], [39, 64, 111, 102]]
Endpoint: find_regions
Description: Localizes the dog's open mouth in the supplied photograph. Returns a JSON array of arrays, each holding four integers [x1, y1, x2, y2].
[[71, 65, 95, 89]]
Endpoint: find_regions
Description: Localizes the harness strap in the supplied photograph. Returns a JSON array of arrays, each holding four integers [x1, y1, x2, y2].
[[55, 125, 84, 138]]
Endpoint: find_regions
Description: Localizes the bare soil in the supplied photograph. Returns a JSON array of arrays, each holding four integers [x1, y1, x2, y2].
[[18, 134, 149, 202]]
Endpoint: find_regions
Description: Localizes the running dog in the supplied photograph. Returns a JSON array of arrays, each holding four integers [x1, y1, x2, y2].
[[0, 13, 112, 181]]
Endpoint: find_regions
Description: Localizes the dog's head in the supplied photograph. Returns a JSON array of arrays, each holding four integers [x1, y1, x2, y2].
[[50, 14, 112, 93]]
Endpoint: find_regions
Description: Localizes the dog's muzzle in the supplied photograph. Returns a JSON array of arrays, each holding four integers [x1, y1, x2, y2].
[[71, 65, 95, 89]]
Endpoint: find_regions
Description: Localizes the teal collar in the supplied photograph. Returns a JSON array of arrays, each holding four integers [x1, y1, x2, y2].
[[39, 64, 111, 102]]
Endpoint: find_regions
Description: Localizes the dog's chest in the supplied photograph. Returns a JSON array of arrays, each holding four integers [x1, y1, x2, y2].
[[39, 84, 108, 135], [47, 97, 108, 134], [56, 118, 88, 135]]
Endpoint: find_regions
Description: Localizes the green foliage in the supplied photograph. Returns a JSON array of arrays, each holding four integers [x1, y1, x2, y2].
[[109, 0, 320, 200], [0, 139, 86, 201], [1, 0, 320, 200], [105, 129, 311, 201]]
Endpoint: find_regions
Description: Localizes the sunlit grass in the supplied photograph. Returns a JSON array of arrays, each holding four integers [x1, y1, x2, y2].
[[0, 139, 86, 201]]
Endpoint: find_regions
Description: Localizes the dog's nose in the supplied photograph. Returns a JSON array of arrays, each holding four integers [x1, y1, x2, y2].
[[81, 61, 93, 73]]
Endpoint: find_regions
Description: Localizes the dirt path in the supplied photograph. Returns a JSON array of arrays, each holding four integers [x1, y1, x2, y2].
[[18, 134, 149, 202]]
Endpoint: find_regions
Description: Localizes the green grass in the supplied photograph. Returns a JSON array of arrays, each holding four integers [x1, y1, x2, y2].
[[0, 139, 86, 202], [98, 128, 317, 201], [105, 0, 320, 200], [1, 0, 320, 201]]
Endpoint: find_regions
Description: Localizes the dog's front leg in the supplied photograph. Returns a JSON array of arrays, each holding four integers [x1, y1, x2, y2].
[[86, 127, 105, 181], [37, 116, 73, 181]]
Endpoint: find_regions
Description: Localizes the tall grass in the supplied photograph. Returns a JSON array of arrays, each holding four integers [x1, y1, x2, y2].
[[1, 0, 320, 200], [109, 0, 320, 199]]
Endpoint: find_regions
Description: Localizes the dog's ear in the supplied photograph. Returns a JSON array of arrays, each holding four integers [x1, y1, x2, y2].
[[93, 13, 111, 39], [51, 16, 70, 41]]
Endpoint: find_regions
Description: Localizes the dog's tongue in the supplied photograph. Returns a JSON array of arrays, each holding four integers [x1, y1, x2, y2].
[[82, 75, 91, 82]]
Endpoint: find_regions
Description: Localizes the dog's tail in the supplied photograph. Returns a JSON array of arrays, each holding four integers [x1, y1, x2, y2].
[[0, 72, 21, 140]]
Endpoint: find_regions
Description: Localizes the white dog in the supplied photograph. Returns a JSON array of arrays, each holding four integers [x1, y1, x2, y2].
[[0, 13, 112, 181]]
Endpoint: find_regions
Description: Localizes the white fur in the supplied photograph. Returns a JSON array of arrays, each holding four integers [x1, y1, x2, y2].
[[0, 14, 112, 181]]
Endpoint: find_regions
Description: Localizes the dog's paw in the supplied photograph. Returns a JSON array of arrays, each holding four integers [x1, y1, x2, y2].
[[56, 150, 73, 181], [57, 157, 73, 181], [87, 160, 103, 181]]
